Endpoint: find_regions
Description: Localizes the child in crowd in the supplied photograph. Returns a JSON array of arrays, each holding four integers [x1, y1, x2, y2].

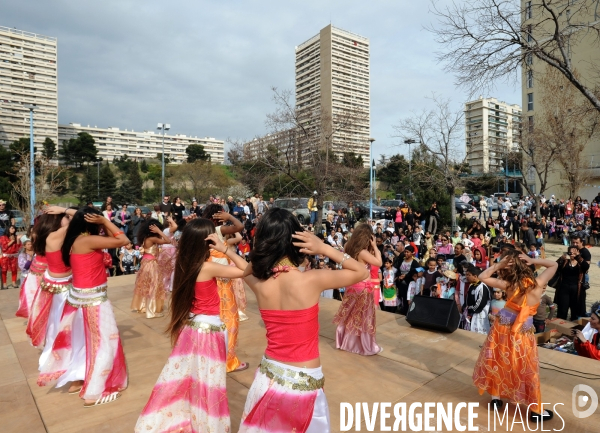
[[407, 267, 425, 305], [527, 243, 540, 259], [451, 231, 461, 246], [533, 285, 556, 333], [488, 288, 506, 326], [237, 237, 251, 260], [382, 259, 398, 311], [423, 258, 442, 297]]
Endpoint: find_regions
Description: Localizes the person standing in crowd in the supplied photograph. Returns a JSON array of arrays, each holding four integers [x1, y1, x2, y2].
[[131, 207, 144, 245], [150, 205, 164, 224], [427, 202, 439, 235], [461, 265, 491, 334], [171, 196, 185, 221], [41, 208, 129, 407], [423, 257, 442, 297], [473, 250, 558, 421], [159, 195, 172, 216], [479, 196, 487, 220], [189, 199, 202, 217], [553, 246, 589, 320], [18, 240, 33, 286], [533, 285, 555, 333], [307, 191, 319, 225], [102, 203, 115, 223], [114, 204, 131, 236], [0, 200, 15, 236], [119, 242, 137, 275], [226, 196, 236, 214], [135, 219, 248, 433], [100, 196, 113, 212], [395, 245, 420, 314], [1, 225, 21, 288], [571, 234, 591, 312], [131, 219, 172, 318], [238, 208, 367, 432], [333, 224, 382, 355]]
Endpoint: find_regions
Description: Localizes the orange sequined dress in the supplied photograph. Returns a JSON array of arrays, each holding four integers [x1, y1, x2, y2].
[[472, 278, 542, 412]]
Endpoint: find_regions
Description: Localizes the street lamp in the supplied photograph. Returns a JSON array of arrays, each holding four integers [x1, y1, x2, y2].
[[157, 123, 171, 199], [369, 138, 375, 220], [97, 157, 103, 199], [24, 104, 36, 225], [404, 139, 417, 199]]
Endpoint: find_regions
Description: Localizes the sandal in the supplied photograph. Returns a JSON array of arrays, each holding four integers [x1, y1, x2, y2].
[[68, 387, 82, 395], [83, 392, 121, 408], [231, 362, 249, 372]]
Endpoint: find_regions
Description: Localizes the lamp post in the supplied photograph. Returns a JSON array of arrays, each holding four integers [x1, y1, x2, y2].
[[24, 104, 37, 225], [404, 139, 417, 199], [97, 157, 103, 200], [369, 138, 375, 220], [157, 123, 171, 199]]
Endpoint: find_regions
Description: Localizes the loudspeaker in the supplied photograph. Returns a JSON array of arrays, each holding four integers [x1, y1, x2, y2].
[[406, 295, 460, 333]]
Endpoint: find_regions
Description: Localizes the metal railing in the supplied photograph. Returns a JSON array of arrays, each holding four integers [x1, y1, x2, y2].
[[0, 26, 56, 42]]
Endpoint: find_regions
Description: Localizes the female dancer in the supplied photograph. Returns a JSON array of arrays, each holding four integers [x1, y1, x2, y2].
[[135, 218, 248, 433], [1, 225, 22, 288], [333, 224, 383, 355], [202, 204, 247, 372], [131, 219, 172, 318], [156, 216, 182, 294], [239, 208, 368, 432], [26, 209, 74, 350], [226, 232, 249, 321], [38, 208, 129, 406], [473, 249, 558, 421], [16, 226, 47, 318]]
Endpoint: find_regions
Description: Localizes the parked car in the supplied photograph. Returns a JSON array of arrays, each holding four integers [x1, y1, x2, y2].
[[455, 198, 476, 213], [12, 210, 26, 230], [354, 201, 387, 220], [272, 198, 310, 224], [380, 199, 403, 208]]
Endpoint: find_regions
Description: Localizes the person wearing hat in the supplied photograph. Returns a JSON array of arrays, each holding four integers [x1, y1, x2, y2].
[[0, 200, 15, 236], [573, 301, 600, 360], [307, 191, 319, 225]]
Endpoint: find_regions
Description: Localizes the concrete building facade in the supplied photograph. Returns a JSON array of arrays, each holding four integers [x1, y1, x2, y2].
[[58, 123, 225, 164], [465, 97, 522, 173], [245, 24, 371, 165], [0, 26, 57, 148], [521, 0, 600, 198]]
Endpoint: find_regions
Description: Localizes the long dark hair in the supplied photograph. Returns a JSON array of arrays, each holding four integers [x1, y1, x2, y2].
[[201, 204, 223, 221], [138, 218, 164, 247], [3, 224, 16, 238], [249, 208, 305, 280], [167, 218, 215, 345], [61, 208, 101, 267], [32, 214, 64, 256]]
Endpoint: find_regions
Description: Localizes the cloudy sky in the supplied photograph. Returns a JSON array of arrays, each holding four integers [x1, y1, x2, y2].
[[4, 0, 520, 160]]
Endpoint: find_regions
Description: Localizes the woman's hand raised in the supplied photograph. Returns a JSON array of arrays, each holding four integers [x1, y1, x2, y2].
[[292, 231, 324, 256]]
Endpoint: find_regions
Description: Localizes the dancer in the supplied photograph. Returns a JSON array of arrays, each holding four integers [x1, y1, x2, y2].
[[1, 225, 21, 288], [131, 219, 172, 318], [333, 224, 383, 355], [135, 218, 248, 433], [38, 208, 129, 406], [26, 209, 74, 351], [202, 204, 247, 372], [156, 216, 181, 294], [226, 232, 249, 321], [472, 249, 558, 421], [239, 208, 368, 432], [16, 226, 47, 318]]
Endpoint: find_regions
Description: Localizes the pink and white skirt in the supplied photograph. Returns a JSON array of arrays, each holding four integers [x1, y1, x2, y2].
[[135, 314, 229, 433], [26, 271, 71, 349], [38, 284, 128, 401], [239, 357, 330, 433], [16, 262, 46, 319]]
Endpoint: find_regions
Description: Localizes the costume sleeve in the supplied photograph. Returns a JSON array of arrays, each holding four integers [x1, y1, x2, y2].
[[575, 339, 600, 360]]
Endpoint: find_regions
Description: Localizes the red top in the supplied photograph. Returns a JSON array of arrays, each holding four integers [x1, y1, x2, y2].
[[190, 279, 220, 316], [369, 264, 379, 279], [575, 333, 600, 360], [71, 250, 107, 288], [0, 236, 21, 255], [45, 250, 71, 274], [261, 303, 320, 362]]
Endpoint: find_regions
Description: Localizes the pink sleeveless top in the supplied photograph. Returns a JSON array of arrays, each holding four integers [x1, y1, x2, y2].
[[71, 250, 106, 288], [45, 250, 71, 274], [190, 279, 220, 316], [260, 303, 320, 362]]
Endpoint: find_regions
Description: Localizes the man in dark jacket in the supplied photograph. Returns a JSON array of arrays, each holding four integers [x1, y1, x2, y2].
[[521, 222, 536, 249]]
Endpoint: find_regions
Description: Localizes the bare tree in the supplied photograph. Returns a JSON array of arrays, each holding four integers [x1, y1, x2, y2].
[[10, 152, 69, 227], [429, 0, 600, 111], [394, 96, 466, 230], [237, 87, 370, 232]]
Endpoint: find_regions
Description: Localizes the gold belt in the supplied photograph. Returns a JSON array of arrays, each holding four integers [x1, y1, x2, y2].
[[187, 320, 226, 333], [67, 285, 108, 308], [40, 278, 72, 294], [259, 360, 325, 391]]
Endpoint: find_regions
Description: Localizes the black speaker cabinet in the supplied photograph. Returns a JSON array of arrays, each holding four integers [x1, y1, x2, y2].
[[406, 295, 460, 333]]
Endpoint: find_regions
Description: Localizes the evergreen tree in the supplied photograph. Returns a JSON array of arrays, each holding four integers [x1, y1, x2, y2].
[[140, 159, 149, 173], [59, 132, 98, 168], [78, 165, 100, 203], [9, 138, 35, 163], [186, 144, 210, 163], [42, 137, 57, 159], [115, 162, 143, 204], [98, 161, 116, 200]]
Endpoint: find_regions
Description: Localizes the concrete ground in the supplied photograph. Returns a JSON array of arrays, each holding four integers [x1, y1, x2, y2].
[[1, 274, 599, 432]]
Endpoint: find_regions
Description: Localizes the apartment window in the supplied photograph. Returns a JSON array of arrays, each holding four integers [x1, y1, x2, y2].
[[526, 25, 533, 43], [527, 93, 534, 111], [526, 1, 532, 19], [527, 70, 533, 88]]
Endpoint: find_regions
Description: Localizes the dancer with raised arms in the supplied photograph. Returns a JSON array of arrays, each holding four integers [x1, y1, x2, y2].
[[135, 218, 248, 433], [239, 208, 369, 432], [472, 248, 558, 422]]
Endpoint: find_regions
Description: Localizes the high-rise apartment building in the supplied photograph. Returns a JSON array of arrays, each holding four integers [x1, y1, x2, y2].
[[521, 1, 600, 197], [245, 24, 370, 164], [465, 97, 522, 174], [0, 26, 58, 148], [58, 123, 225, 164]]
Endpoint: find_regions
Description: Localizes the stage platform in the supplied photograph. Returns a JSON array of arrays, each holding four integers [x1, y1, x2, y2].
[[0, 274, 598, 432]]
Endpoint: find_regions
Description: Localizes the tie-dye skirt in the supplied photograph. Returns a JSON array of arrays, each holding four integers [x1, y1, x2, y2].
[[135, 314, 229, 433]]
